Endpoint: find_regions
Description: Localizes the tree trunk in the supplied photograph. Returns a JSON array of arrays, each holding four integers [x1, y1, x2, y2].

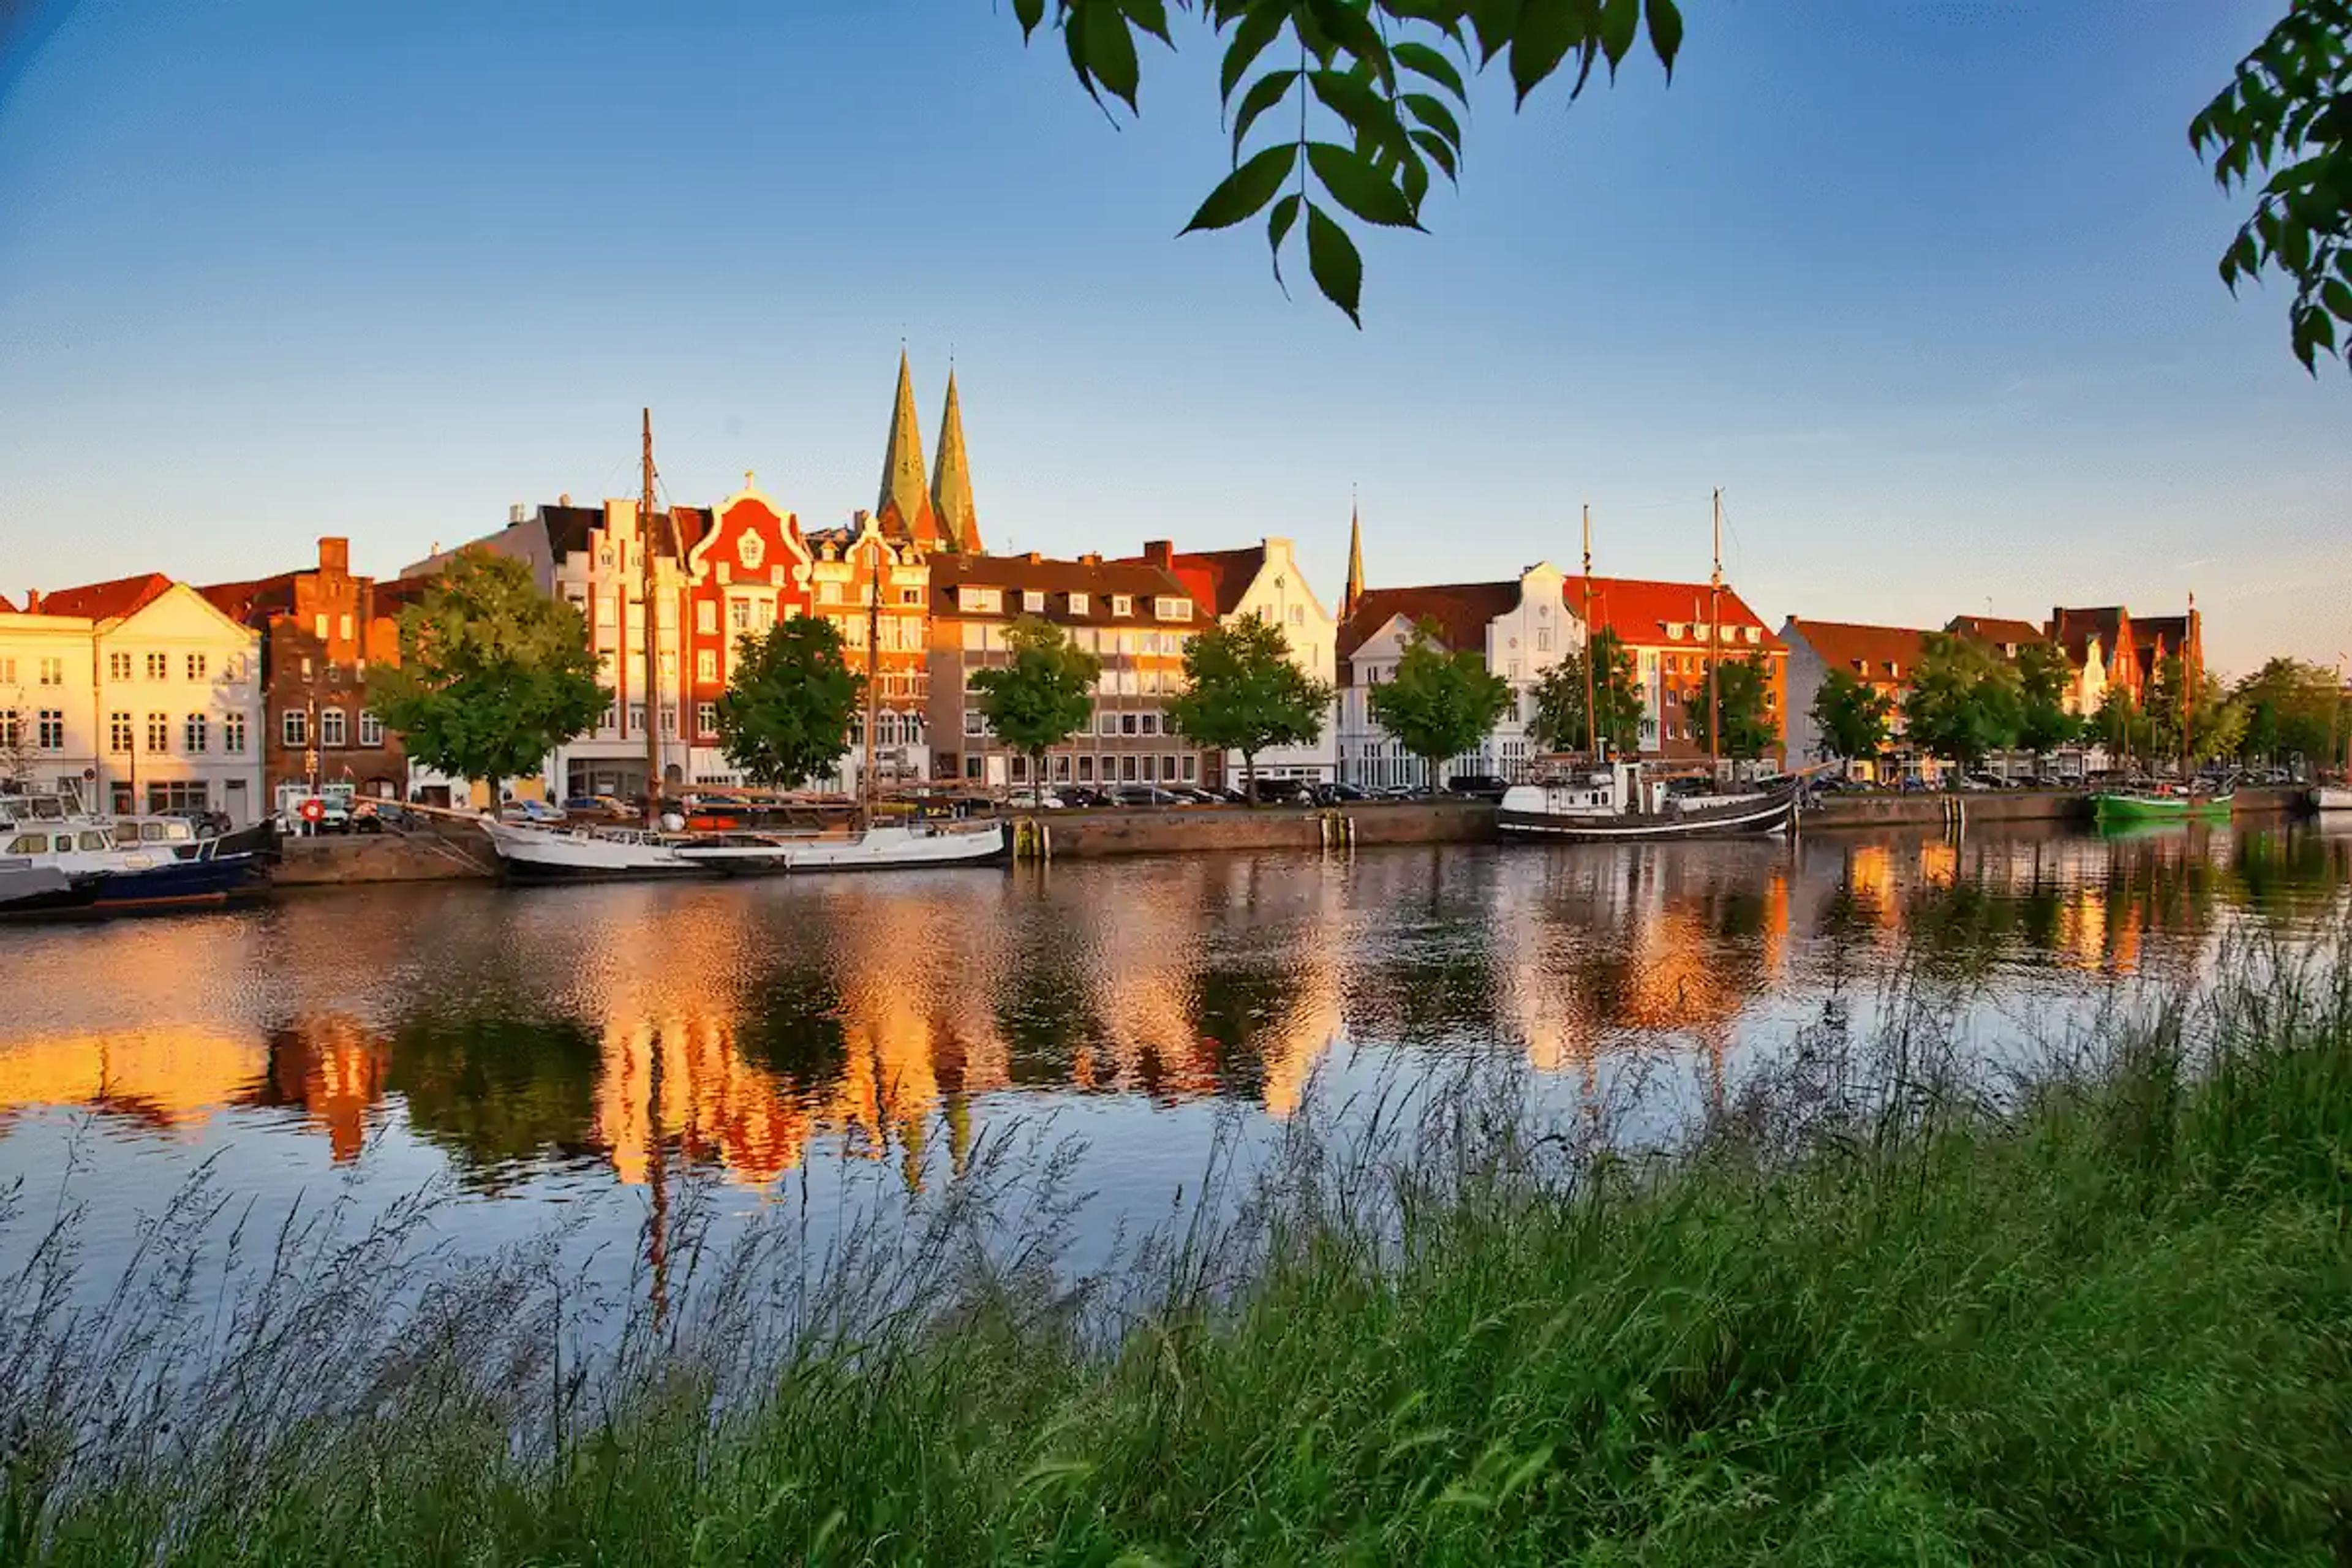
[[1033, 750, 1046, 808], [1243, 751, 1257, 806]]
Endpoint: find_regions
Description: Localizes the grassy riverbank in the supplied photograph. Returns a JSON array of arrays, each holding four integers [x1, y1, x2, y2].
[[8, 939, 2352, 1564]]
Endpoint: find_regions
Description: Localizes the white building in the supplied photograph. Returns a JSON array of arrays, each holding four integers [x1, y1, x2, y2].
[[1334, 560, 1583, 790], [1122, 537, 1340, 782], [4, 576, 265, 823]]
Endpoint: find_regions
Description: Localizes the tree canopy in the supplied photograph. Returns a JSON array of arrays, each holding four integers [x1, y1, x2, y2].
[[1014, 0, 1683, 325], [2146, 654, 2238, 766], [1691, 654, 1780, 761], [2233, 657, 2347, 764], [2192, 0, 2352, 372], [1900, 632, 2022, 775], [1367, 619, 1512, 785], [1808, 669, 1893, 766], [366, 549, 608, 792], [2014, 641, 2082, 759], [1165, 611, 1333, 801], [1525, 630, 1642, 757], [714, 616, 863, 789], [969, 617, 1104, 800]]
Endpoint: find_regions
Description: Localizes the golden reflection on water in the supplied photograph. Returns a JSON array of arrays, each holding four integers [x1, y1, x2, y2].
[[1, 823, 2345, 1188]]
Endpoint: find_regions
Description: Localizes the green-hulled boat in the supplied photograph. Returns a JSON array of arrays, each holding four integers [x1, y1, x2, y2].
[[2092, 790, 2234, 824]]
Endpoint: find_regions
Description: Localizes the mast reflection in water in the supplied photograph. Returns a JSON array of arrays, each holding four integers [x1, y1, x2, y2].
[[2, 822, 2346, 1272]]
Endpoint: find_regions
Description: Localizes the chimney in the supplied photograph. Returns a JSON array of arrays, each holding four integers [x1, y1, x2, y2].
[[1142, 540, 1174, 567], [509, 503, 530, 526], [1078, 552, 1102, 567], [318, 537, 350, 575], [24, 589, 40, 612], [558, 492, 571, 508], [1025, 551, 1044, 565]]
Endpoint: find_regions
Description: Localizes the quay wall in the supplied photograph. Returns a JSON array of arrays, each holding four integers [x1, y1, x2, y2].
[[275, 826, 500, 886], [1803, 784, 2304, 831], [1027, 800, 1493, 859]]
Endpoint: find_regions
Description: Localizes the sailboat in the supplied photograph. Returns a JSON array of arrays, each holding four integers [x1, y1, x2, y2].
[[2090, 593, 2233, 825], [1498, 495, 1800, 843], [479, 413, 1007, 882]]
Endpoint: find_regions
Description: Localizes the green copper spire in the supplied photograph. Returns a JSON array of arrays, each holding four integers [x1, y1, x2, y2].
[[930, 370, 981, 554], [875, 349, 940, 546]]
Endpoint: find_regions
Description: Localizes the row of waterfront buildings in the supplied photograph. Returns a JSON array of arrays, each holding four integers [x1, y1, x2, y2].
[[2, 355, 2209, 821]]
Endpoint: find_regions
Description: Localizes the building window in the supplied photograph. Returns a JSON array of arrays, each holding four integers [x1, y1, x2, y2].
[[1098, 710, 1117, 735], [282, 709, 308, 748], [148, 781, 208, 813], [1181, 753, 1197, 782], [37, 657, 63, 687], [1023, 590, 1046, 612], [696, 600, 717, 634], [628, 702, 646, 734], [962, 587, 1001, 614], [111, 710, 141, 753], [0, 709, 19, 749], [320, 708, 347, 747], [1077, 755, 1095, 782], [1289, 605, 1305, 626], [1139, 713, 1158, 736], [146, 712, 170, 753], [184, 713, 208, 753], [697, 701, 718, 734], [36, 711, 63, 750], [964, 755, 983, 780], [313, 614, 328, 640], [821, 581, 843, 605], [899, 587, 924, 606], [660, 704, 677, 737], [145, 652, 168, 681], [186, 652, 209, 682], [755, 599, 775, 629], [1120, 755, 1139, 782], [108, 652, 132, 682], [1068, 592, 1090, 616], [1052, 753, 1072, 782], [358, 710, 383, 746], [1009, 753, 1027, 782], [1154, 597, 1191, 621], [965, 710, 986, 737], [0, 658, 13, 684], [224, 712, 246, 753], [730, 598, 753, 630], [1120, 714, 1139, 736], [1161, 755, 1179, 781], [696, 649, 717, 682], [1110, 595, 1132, 617]]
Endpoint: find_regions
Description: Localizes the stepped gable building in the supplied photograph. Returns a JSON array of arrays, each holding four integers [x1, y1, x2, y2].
[[1115, 537, 1339, 783], [2045, 603, 2201, 712], [1572, 574, 1787, 766], [1334, 551, 1580, 790], [927, 551, 1218, 792], [802, 508, 932, 794], [10, 574, 265, 822], [202, 537, 420, 804]]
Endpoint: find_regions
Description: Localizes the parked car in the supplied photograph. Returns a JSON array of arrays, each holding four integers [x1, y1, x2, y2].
[[1110, 784, 1183, 807], [1444, 774, 1510, 801], [1319, 782, 1370, 803], [350, 800, 409, 833], [1058, 786, 1110, 809], [497, 799, 567, 825]]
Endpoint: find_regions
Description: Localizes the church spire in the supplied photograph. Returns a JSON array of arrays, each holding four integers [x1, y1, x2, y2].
[[930, 369, 981, 554], [1343, 499, 1365, 620], [876, 349, 940, 547]]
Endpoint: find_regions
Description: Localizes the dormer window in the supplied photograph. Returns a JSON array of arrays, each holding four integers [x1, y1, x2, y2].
[[1068, 591, 1090, 616], [963, 587, 1002, 614], [1111, 595, 1132, 617], [1667, 622, 1685, 640], [1743, 625, 1760, 644], [1154, 597, 1191, 621], [1023, 590, 1046, 613]]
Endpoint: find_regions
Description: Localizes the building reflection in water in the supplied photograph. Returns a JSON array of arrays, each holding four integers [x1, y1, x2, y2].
[[1, 823, 2344, 1195]]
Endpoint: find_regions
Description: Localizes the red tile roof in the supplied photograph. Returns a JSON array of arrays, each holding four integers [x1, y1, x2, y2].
[[198, 575, 292, 625], [1336, 581, 1522, 665], [1946, 614, 2047, 649], [0, 592, 15, 613], [1572, 576, 1784, 652], [35, 572, 176, 621], [929, 552, 1214, 629], [2048, 606, 2124, 666], [1783, 618, 1931, 682], [1115, 543, 1268, 618]]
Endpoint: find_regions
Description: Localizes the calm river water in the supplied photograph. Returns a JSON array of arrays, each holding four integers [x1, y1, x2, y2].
[[4, 821, 2348, 1292]]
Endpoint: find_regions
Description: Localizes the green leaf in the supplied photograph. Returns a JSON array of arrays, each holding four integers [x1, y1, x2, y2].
[[1646, 0, 1683, 77], [1268, 191, 1302, 289], [1120, 0, 1173, 46], [1306, 202, 1364, 325], [1599, 0, 1638, 72], [1410, 127, 1458, 182], [1013, 0, 1046, 39], [1401, 91, 1461, 151], [1467, 0, 1525, 63], [1399, 143, 1430, 215], [2328, 278, 2352, 323], [1510, 0, 1581, 106], [1310, 70, 1411, 159], [1309, 140, 1423, 227], [1182, 141, 1300, 233], [1308, 0, 1393, 88], [1392, 40, 1468, 101], [1219, 2, 1287, 103], [1231, 68, 1301, 159], [1084, 1, 1142, 111]]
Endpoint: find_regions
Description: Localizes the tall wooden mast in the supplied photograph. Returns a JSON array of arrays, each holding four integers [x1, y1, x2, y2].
[[1581, 503, 1599, 760], [1708, 488, 1724, 773], [861, 529, 883, 829], [641, 409, 663, 824], [2183, 589, 2197, 782]]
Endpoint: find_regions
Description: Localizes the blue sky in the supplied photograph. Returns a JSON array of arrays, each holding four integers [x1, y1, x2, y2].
[[2, 0, 2345, 674]]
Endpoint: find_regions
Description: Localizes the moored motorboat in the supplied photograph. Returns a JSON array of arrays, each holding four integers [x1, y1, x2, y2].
[[479, 814, 1009, 881], [1, 787, 275, 917], [2311, 785, 2352, 813], [1498, 762, 1796, 843], [2092, 789, 2234, 824]]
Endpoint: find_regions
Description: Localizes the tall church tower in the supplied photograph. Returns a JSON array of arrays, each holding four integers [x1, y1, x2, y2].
[[875, 350, 943, 548], [1342, 502, 1365, 622], [931, 370, 981, 554]]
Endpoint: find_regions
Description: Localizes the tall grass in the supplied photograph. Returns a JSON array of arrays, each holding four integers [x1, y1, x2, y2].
[[7, 929, 2352, 1564]]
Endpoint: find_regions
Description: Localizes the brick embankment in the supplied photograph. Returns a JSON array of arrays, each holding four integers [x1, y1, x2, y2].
[[1802, 784, 2305, 830], [1022, 800, 1494, 859], [274, 824, 499, 885]]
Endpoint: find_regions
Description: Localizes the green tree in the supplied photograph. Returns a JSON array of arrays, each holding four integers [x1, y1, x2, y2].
[[969, 616, 1103, 804], [1366, 619, 1512, 790], [2147, 654, 2236, 767], [1901, 632, 2022, 778], [1808, 669, 1893, 767], [2095, 687, 2152, 769], [2192, 1, 2352, 372], [1691, 654, 1780, 761], [1014, 0, 1683, 325], [2015, 640, 2082, 761], [1164, 611, 1333, 804], [366, 549, 607, 799], [2232, 657, 2345, 764], [714, 616, 862, 789], [1525, 630, 1643, 757]]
